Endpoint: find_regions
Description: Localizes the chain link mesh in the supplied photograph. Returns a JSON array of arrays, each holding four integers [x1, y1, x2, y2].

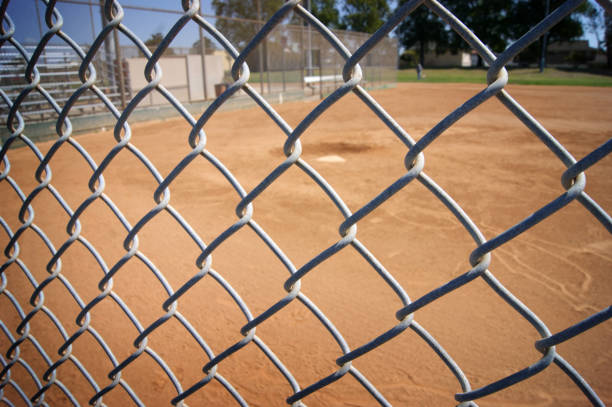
[[1, 0, 611, 406]]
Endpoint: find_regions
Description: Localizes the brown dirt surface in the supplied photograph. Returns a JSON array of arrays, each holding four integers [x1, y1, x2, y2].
[[1, 83, 611, 407]]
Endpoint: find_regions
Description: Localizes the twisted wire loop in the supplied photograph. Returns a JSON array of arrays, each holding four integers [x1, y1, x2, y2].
[[0, 0, 610, 406]]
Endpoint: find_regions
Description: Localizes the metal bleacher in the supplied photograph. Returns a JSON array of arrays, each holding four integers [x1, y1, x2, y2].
[[0, 44, 128, 125]]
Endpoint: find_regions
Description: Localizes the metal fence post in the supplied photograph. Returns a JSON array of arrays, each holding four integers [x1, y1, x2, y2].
[[113, 28, 126, 110], [257, 0, 265, 94], [99, 0, 115, 88], [318, 36, 323, 100], [198, 1, 208, 100], [539, 0, 551, 73], [300, 24, 305, 90], [185, 55, 191, 102], [281, 39, 286, 92], [265, 40, 271, 95]]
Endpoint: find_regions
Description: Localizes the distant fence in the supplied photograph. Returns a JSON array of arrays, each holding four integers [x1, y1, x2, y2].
[[1, 0, 611, 407], [1, 3, 397, 127], [0, 44, 128, 123]]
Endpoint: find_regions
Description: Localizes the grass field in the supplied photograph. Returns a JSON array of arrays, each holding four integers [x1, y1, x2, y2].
[[397, 67, 612, 86], [246, 67, 612, 88]]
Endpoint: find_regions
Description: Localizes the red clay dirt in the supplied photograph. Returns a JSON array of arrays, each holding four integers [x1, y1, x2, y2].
[[1, 83, 611, 406]]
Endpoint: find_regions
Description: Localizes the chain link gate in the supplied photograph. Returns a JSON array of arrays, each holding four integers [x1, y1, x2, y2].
[[1, 0, 611, 406]]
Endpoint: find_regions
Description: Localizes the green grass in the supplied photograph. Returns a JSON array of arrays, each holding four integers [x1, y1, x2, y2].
[[247, 69, 394, 85], [397, 67, 612, 87], [248, 70, 304, 84]]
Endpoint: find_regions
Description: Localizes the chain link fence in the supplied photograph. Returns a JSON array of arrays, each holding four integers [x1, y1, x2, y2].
[[0, 1, 396, 129], [1, 0, 611, 406], [1, 43, 129, 122]]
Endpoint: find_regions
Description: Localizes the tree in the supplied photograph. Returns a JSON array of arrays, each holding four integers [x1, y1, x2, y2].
[[145, 32, 163, 51], [191, 38, 221, 55], [212, 0, 286, 49], [583, 2, 611, 68], [397, 0, 593, 68], [341, 0, 390, 34], [583, 2, 605, 51], [145, 32, 175, 56], [504, 0, 588, 66], [445, 0, 513, 66], [212, 0, 289, 71], [309, 0, 340, 29], [396, 4, 450, 67], [397, 0, 513, 67]]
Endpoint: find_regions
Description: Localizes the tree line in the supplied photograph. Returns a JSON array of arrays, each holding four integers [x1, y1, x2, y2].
[[210, 0, 610, 68], [397, 0, 606, 67]]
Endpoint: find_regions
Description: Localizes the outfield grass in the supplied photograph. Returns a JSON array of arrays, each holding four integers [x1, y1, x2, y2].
[[248, 70, 303, 84], [397, 67, 612, 87]]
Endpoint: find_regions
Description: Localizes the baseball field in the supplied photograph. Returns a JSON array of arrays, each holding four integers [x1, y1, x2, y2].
[[1, 82, 611, 406]]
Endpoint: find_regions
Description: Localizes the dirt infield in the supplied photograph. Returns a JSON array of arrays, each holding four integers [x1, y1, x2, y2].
[[1, 83, 611, 406]]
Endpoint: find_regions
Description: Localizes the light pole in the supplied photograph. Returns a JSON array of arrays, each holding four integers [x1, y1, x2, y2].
[[539, 0, 551, 73], [306, 0, 313, 76], [256, 0, 265, 93]]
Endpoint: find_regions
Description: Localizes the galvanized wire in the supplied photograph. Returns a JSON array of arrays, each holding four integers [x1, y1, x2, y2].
[[1, 0, 611, 406]]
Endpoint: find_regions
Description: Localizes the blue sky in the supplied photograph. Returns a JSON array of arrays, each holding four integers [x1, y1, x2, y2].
[[5, 0, 218, 48], [4, 0, 605, 51]]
